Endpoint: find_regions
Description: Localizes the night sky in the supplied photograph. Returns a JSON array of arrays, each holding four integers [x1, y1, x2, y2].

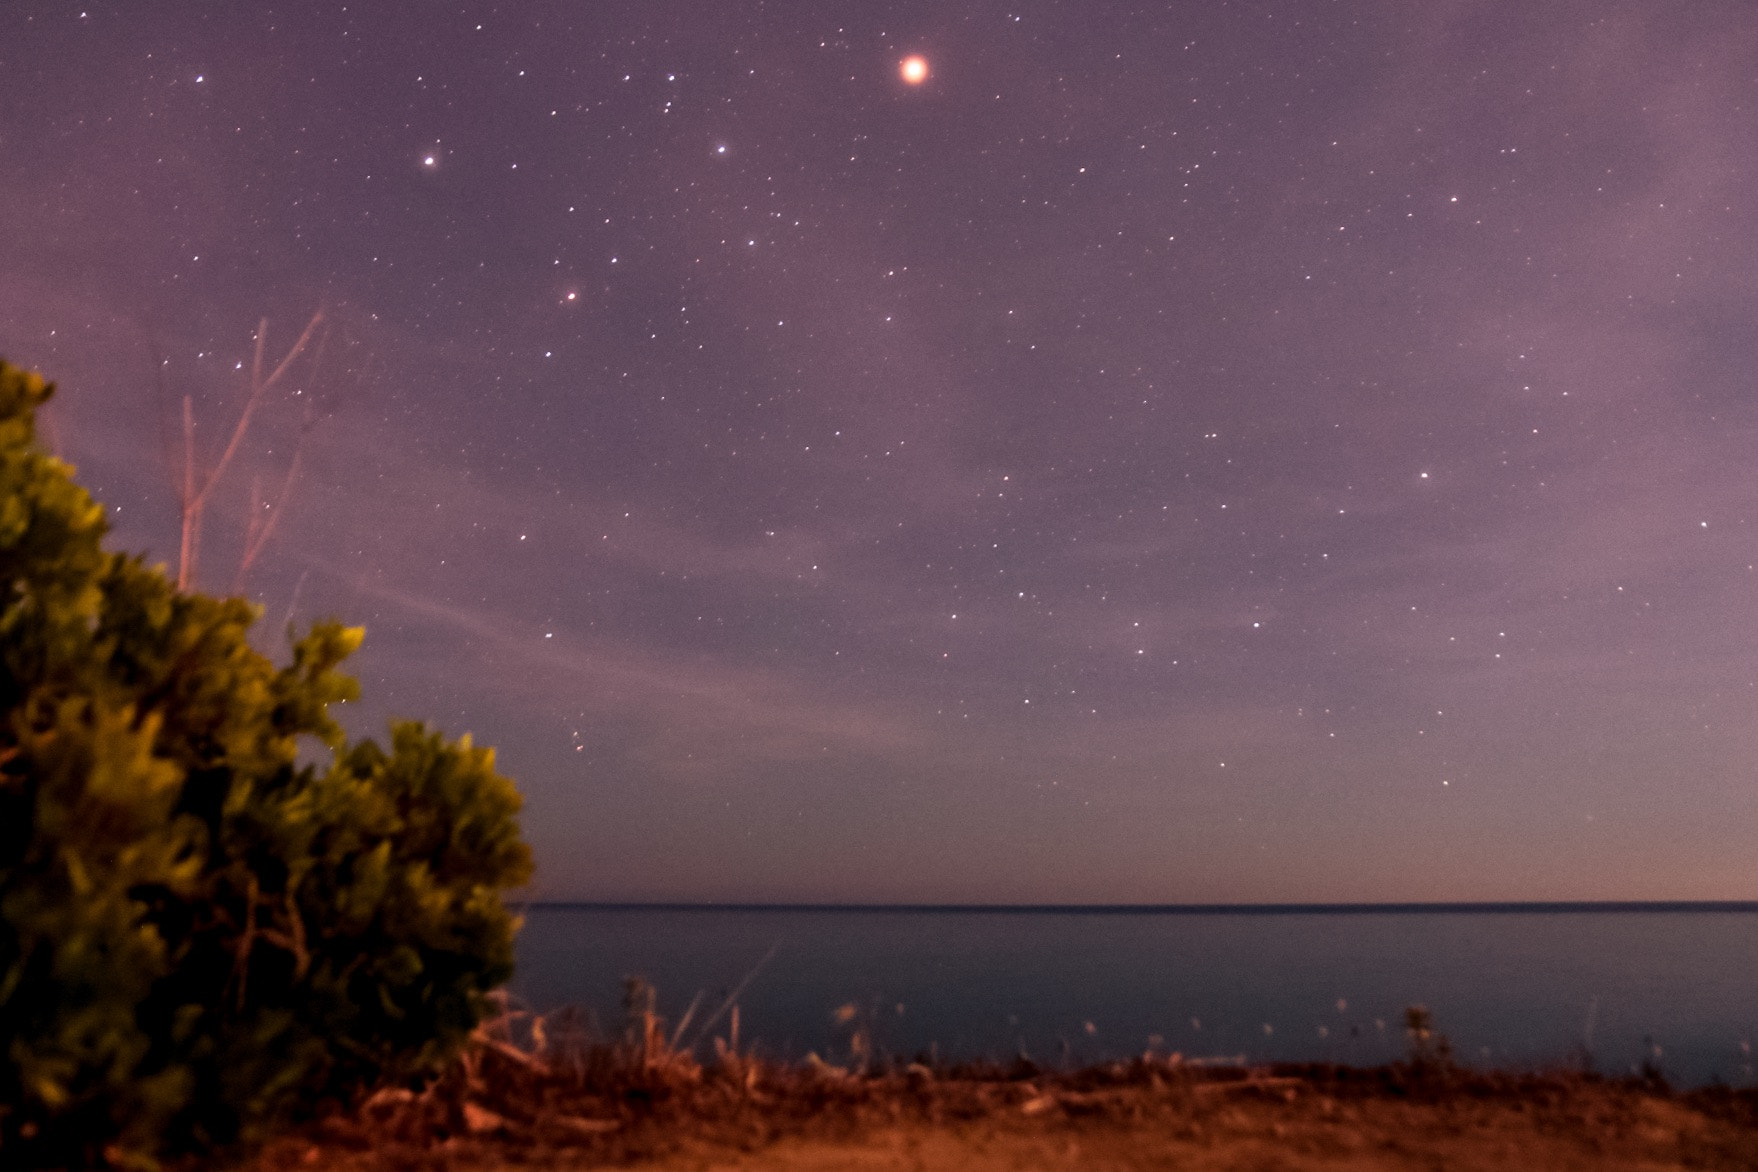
[[4, 3, 1756, 904]]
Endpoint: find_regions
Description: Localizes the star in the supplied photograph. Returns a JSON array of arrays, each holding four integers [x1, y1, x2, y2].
[[900, 55, 929, 85]]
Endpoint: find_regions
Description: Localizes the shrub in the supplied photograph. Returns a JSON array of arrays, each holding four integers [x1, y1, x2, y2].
[[1402, 1004, 1453, 1071], [0, 361, 533, 1166]]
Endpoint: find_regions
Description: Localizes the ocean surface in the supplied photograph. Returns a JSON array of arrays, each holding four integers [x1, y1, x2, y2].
[[509, 904, 1758, 1087]]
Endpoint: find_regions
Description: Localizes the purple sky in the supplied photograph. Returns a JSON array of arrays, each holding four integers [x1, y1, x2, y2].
[[3, 2, 1756, 903]]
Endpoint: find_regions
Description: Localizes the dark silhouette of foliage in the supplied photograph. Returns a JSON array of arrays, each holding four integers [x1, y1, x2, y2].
[[0, 361, 532, 1166], [1403, 1004, 1454, 1073]]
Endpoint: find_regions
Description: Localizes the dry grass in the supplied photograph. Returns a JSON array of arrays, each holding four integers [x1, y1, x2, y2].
[[215, 987, 1758, 1171]]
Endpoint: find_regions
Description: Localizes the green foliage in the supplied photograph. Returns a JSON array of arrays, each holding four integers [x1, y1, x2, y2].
[[0, 361, 533, 1166]]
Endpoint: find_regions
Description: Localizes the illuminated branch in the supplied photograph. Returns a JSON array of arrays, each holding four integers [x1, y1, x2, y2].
[[175, 309, 326, 590]]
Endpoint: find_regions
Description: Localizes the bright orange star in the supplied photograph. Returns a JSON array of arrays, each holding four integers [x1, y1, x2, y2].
[[900, 55, 929, 85]]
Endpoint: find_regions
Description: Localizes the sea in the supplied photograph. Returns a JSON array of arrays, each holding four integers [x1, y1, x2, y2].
[[508, 904, 1758, 1087]]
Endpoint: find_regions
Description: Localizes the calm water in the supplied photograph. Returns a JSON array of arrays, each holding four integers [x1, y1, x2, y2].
[[509, 905, 1758, 1086]]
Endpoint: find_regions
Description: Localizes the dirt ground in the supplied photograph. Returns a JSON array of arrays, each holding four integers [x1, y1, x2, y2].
[[240, 1068, 1758, 1172], [634, 1092, 1756, 1171]]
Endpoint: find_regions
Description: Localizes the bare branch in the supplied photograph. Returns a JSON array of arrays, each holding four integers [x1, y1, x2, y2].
[[257, 310, 326, 394], [178, 394, 198, 589], [194, 333, 271, 513], [173, 308, 329, 591], [233, 423, 308, 592], [250, 319, 266, 399], [238, 474, 268, 582], [37, 402, 64, 461]]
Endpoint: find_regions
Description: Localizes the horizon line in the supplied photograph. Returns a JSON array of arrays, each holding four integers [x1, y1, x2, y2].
[[520, 899, 1758, 915]]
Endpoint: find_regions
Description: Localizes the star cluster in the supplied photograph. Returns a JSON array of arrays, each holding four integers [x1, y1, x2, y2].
[[2, 1, 1756, 902]]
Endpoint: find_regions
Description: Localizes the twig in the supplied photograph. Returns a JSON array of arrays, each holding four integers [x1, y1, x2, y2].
[[669, 990, 705, 1052], [175, 310, 326, 589], [683, 944, 777, 1052]]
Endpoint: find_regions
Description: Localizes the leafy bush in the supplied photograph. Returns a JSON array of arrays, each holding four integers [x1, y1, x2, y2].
[[0, 361, 533, 1166]]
